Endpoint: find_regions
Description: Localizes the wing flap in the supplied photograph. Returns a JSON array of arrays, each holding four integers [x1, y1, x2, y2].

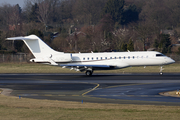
[[61, 64, 111, 68], [61, 62, 129, 69]]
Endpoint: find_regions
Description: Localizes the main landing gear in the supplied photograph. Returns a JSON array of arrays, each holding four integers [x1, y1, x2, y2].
[[85, 70, 93, 76]]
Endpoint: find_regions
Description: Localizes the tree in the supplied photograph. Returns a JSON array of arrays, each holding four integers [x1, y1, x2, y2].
[[28, 29, 44, 39], [0, 31, 3, 50], [11, 4, 22, 26], [57, 0, 75, 23], [14, 41, 24, 52], [167, 0, 180, 27], [99, 14, 114, 33], [98, 14, 114, 49], [177, 47, 180, 55], [72, 0, 106, 25], [121, 42, 127, 51], [134, 21, 153, 51], [0, 4, 22, 30], [28, 3, 39, 22], [122, 4, 139, 25], [127, 39, 134, 51], [37, 0, 51, 26], [139, 0, 172, 29], [48, 0, 59, 23], [25, 0, 60, 27], [103, 0, 124, 24], [153, 39, 159, 49], [158, 34, 171, 53], [52, 36, 69, 52]]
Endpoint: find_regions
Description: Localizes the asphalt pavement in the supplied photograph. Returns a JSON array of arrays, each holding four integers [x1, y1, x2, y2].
[[0, 73, 180, 105]]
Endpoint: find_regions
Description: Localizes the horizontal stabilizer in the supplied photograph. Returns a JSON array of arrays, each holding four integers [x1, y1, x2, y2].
[[6, 36, 37, 41]]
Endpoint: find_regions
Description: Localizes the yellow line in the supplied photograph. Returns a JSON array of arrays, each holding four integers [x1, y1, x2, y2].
[[72, 95, 80, 96], [44, 94, 52, 96], [104, 83, 152, 89], [58, 95, 66, 96], [82, 83, 99, 96], [82, 83, 148, 96]]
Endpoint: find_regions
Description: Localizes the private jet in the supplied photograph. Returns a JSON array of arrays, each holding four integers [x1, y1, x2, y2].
[[6, 35, 175, 75]]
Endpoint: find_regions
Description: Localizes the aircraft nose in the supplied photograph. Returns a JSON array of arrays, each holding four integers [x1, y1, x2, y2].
[[171, 59, 175, 63], [167, 58, 175, 64]]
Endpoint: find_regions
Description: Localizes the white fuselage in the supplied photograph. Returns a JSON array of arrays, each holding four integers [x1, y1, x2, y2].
[[50, 51, 175, 70]]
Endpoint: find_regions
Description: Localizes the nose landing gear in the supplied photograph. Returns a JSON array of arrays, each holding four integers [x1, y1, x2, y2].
[[160, 66, 164, 75]]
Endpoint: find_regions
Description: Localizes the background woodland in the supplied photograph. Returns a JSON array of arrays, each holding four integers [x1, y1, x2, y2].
[[0, 0, 180, 55]]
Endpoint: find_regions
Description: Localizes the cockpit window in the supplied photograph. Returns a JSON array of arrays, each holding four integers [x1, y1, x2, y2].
[[156, 54, 165, 57]]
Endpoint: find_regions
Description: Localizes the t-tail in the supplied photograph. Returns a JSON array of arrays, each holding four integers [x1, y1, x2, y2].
[[6, 35, 72, 65]]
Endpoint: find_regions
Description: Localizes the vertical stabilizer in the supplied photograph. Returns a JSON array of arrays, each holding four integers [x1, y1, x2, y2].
[[6, 35, 62, 58]]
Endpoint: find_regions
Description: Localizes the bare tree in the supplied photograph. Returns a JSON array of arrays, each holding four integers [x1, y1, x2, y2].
[[133, 21, 156, 51], [24, 0, 60, 27], [0, 4, 22, 31], [11, 4, 22, 27], [37, 0, 50, 26], [72, 0, 107, 25], [139, 0, 172, 29], [113, 27, 131, 51], [0, 4, 12, 27]]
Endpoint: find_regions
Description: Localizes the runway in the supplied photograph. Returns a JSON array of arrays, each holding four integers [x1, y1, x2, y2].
[[0, 73, 180, 105]]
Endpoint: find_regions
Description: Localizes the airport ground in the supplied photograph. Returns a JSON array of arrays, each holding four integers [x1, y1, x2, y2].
[[0, 62, 180, 73], [0, 93, 180, 120], [0, 63, 180, 119]]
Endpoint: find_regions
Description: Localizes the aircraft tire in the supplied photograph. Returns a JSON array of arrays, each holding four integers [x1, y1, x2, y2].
[[159, 72, 163, 75], [86, 70, 92, 76]]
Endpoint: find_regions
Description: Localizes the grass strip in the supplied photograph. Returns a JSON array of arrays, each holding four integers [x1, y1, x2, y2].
[[0, 62, 179, 73], [0, 94, 180, 120]]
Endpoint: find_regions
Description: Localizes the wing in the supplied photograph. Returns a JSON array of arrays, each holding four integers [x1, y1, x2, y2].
[[60, 62, 129, 71]]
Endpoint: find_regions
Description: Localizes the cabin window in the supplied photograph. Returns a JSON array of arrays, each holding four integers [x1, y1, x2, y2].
[[96, 57, 98, 60], [133, 56, 135, 59], [88, 58, 89, 60], [92, 57, 93, 60], [115, 57, 116, 59], [119, 57, 121, 59], [105, 57, 107, 59], [110, 57, 112, 59], [83, 58, 85, 60], [128, 56, 130, 59], [124, 56, 126, 59], [146, 56, 148, 58], [156, 54, 165, 57], [101, 57, 103, 60], [137, 56, 139, 59], [141, 56, 143, 58]]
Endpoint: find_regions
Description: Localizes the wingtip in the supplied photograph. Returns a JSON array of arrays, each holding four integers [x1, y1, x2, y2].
[[6, 38, 14, 40]]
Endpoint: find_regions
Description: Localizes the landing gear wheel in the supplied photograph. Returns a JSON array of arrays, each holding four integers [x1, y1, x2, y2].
[[86, 70, 92, 76], [160, 72, 163, 75]]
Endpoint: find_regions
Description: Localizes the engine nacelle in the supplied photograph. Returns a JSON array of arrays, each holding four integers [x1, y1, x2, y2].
[[30, 54, 72, 64], [51, 53, 72, 62], [30, 58, 49, 63]]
